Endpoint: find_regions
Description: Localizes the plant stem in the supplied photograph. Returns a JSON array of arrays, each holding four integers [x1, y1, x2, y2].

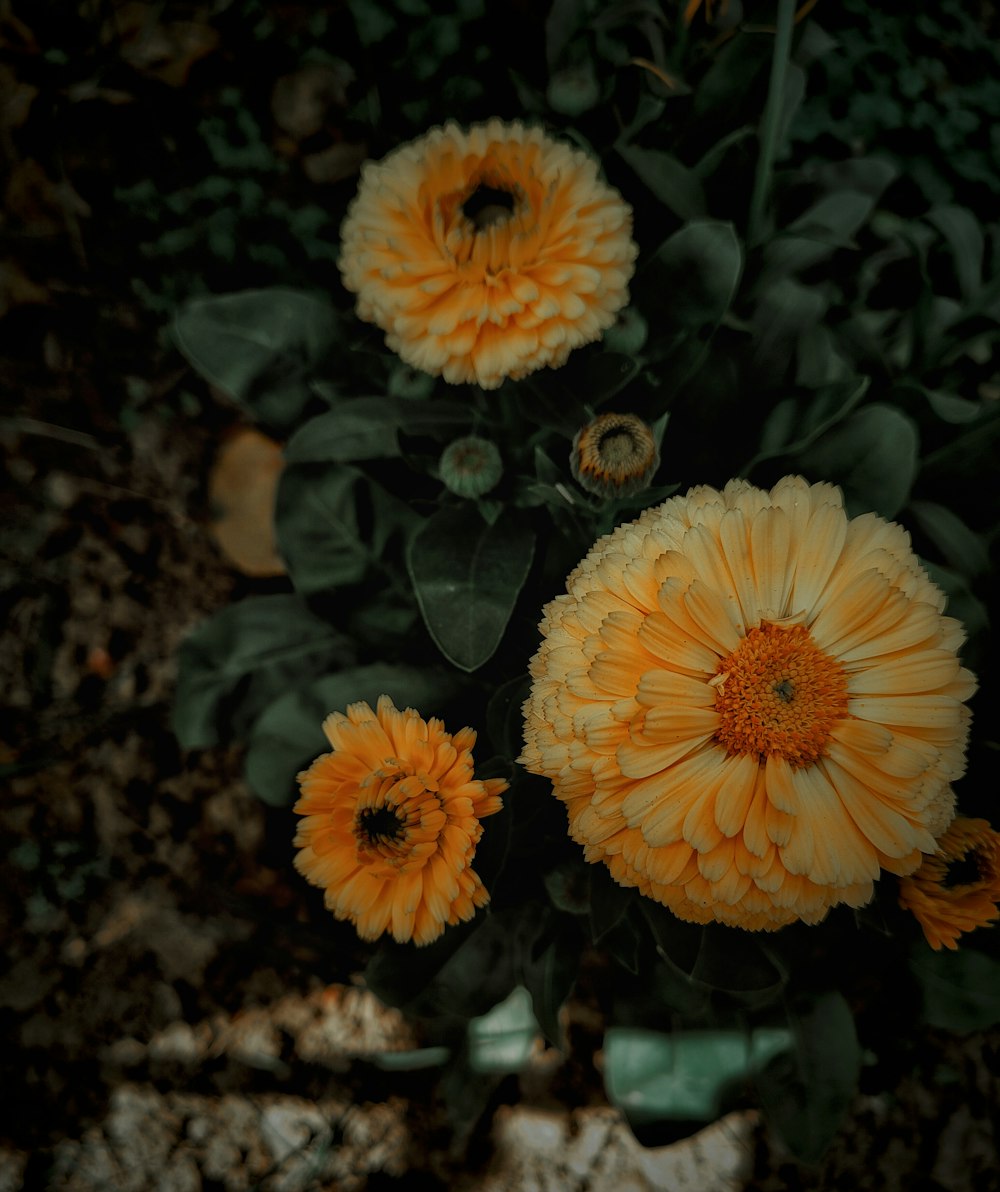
[[747, 0, 797, 248]]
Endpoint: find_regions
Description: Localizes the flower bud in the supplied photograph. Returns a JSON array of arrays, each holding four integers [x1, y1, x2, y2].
[[570, 412, 660, 499], [439, 435, 503, 498]]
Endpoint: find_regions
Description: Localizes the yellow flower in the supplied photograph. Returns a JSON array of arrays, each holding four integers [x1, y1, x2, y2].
[[571, 412, 660, 499], [338, 119, 637, 390], [294, 696, 506, 946], [520, 476, 976, 931], [899, 817, 1000, 950]]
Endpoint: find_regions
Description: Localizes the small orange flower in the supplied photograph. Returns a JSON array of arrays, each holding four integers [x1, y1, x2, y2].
[[339, 119, 637, 389], [520, 476, 976, 931], [294, 696, 506, 946], [899, 817, 1000, 950], [570, 412, 660, 499]]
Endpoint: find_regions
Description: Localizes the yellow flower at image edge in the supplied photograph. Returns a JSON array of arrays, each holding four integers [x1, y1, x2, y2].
[[294, 696, 507, 946], [520, 476, 977, 931], [339, 119, 637, 389], [899, 817, 1000, 950]]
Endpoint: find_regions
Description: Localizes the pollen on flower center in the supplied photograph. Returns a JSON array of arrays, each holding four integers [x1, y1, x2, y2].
[[712, 622, 849, 767]]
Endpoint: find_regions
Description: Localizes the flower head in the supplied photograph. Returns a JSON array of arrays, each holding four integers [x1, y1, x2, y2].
[[570, 412, 660, 499], [898, 817, 1000, 950], [520, 476, 976, 931], [339, 119, 637, 390], [439, 435, 503, 498], [294, 696, 506, 946]]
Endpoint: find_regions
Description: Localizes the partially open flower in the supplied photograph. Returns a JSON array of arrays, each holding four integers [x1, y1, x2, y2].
[[898, 817, 1000, 950], [570, 412, 660, 499], [439, 435, 503, 498], [339, 119, 637, 390], [520, 476, 976, 931], [294, 696, 506, 946]]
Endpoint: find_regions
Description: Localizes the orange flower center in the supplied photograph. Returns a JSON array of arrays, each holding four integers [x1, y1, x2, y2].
[[712, 623, 848, 767]]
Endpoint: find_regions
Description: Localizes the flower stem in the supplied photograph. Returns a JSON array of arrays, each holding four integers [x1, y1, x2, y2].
[[746, 0, 797, 248]]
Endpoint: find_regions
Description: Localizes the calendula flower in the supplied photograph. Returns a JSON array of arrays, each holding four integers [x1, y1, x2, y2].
[[339, 119, 637, 390], [520, 476, 976, 931], [439, 435, 503, 498], [570, 412, 660, 499], [294, 696, 506, 946], [898, 817, 1000, 950]]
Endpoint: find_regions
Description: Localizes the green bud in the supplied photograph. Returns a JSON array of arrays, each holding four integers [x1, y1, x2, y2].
[[547, 63, 600, 117], [388, 362, 435, 400], [603, 307, 648, 356], [439, 435, 503, 498]]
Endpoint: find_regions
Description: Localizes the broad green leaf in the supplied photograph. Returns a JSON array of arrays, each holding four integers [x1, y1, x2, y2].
[[639, 222, 743, 331], [468, 986, 540, 1073], [172, 289, 337, 432], [285, 398, 472, 463], [795, 403, 919, 518], [605, 1026, 792, 1125], [589, 864, 634, 944], [907, 500, 990, 577], [926, 204, 984, 300], [374, 1047, 451, 1071], [172, 595, 352, 750], [617, 144, 706, 221], [764, 191, 875, 277], [919, 386, 984, 424], [911, 945, 1000, 1033], [407, 505, 535, 672], [750, 278, 828, 370], [754, 992, 860, 1163], [746, 376, 870, 471], [244, 664, 460, 805], [522, 917, 580, 1049], [276, 463, 412, 596], [690, 927, 787, 1008]]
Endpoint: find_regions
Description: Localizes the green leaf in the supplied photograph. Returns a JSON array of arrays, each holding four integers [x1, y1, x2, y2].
[[605, 1026, 792, 1126], [589, 864, 634, 944], [617, 144, 706, 221], [244, 664, 460, 805], [764, 191, 875, 277], [522, 917, 580, 1049], [275, 463, 412, 596], [639, 222, 743, 331], [907, 500, 990, 578], [746, 376, 870, 472], [926, 204, 984, 300], [795, 403, 919, 518], [750, 278, 828, 370], [407, 505, 535, 672], [172, 289, 337, 432], [172, 595, 352, 750], [373, 1047, 451, 1071], [285, 398, 472, 463], [485, 672, 531, 759], [916, 386, 985, 425], [754, 992, 861, 1163], [911, 945, 1000, 1033], [467, 985, 540, 1073]]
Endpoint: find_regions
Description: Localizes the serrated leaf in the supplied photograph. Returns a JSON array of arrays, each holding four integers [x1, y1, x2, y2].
[[172, 289, 337, 432], [407, 505, 535, 671], [172, 595, 351, 750], [244, 663, 460, 805]]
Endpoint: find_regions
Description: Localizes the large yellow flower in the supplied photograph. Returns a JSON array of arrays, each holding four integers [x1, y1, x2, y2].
[[899, 817, 1000, 950], [520, 476, 976, 931], [338, 119, 637, 389], [294, 696, 506, 945]]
